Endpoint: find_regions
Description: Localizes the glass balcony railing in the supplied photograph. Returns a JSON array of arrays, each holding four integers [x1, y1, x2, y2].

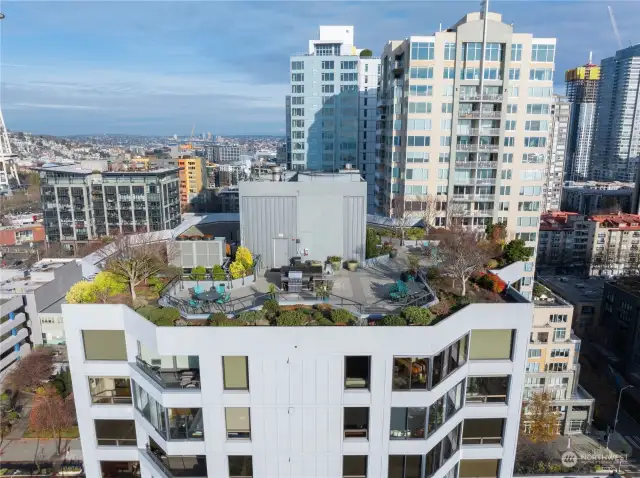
[[135, 356, 201, 390]]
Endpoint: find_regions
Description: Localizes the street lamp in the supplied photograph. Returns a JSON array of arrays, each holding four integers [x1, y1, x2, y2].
[[606, 384, 633, 449]]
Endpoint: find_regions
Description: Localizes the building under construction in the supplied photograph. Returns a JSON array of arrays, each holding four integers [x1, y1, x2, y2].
[[565, 62, 600, 182]]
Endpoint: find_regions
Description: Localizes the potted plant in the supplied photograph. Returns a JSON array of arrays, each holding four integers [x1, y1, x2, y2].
[[327, 255, 342, 271], [389, 248, 398, 259], [347, 259, 359, 272], [315, 281, 332, 302]]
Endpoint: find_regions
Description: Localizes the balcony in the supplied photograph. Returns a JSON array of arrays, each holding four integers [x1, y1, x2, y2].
[[462, 418, 505, 445], [471, 209, 495, 216], [458, 111, 502, 119], [135, 356, 200, 390], [466, 376, 509, 404], [145, 443, 207, 477], [454, 178, 497, 186], [454, 161, 498, 169], [95, 419, 137, 447], [470, 128, 501, 136], [344, 407, 369, 439], [89, 377, 132, 405], [459, 93, 503, 102]]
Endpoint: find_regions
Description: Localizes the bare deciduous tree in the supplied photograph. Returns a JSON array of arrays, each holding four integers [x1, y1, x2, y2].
[[444, 201, 467, 228], [416, 194, 438, 235], [29, 386, 76, 455], [438, 227, 495, 296], [5, 349, 54, 395], [391, 197, 415, 246], [100, 233, 176, 300]]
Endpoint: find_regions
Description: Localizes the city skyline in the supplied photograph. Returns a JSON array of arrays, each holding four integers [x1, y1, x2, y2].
[[1, 1, 639, 136]]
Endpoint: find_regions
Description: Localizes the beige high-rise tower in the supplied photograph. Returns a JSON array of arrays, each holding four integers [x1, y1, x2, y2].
[[376, 9, 555, 298]]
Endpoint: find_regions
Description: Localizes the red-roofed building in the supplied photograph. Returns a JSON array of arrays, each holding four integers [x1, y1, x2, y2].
[[537, 212, 640, 277]]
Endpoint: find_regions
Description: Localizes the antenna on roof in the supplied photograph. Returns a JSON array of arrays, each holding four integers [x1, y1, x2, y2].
[[439, 22, 442, 32], [480, 0, 489, 18], [588, 51, 593, 64]]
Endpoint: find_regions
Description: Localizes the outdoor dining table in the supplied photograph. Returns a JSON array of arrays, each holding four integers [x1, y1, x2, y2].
[[195, 290, 222, 302], [406, 282, 425, 296]]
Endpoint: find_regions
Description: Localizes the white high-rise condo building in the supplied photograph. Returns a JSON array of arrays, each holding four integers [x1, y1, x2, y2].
[[63, 263, 533, 478], [542, 96, 569, 211], [564, 62, 600, 182], [288, 26, 381, 211], [591, 44, 640, 182], [376, 10, 555, 297]]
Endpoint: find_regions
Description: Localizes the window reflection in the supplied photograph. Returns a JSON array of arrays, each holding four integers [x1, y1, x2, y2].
[[132, 380, 204, 441], [393, 334, 469, 392], [427, 397, 444, 436], [393, 357, 429, 390]]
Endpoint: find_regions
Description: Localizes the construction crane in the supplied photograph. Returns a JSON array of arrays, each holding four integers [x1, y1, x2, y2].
[[608, 5, 623, 50], [190, 123, 196, 139]]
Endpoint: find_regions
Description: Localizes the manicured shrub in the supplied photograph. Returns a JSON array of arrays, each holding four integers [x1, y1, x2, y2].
[[262, 299, 280, 318], [238, 310, 266, 325], [401, 306, 434, 326], [276, 310, 309, 326], [330, 308, 356, 325], [212, 264, 226, 281], [378, 315, 407, 326]]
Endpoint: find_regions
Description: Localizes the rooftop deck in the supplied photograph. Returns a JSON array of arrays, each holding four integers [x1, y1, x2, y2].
[[161, 257, 438, 317]]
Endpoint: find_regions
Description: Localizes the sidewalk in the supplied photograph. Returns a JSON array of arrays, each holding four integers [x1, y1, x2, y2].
[[0, 437, 83, 462]]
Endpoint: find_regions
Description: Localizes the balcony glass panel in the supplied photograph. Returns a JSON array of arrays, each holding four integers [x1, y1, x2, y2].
[[393, 357, 428, 390], [100, 461, 140, 478], [223, 356, 249, 390], [89, 377, 132, 405], [132, 380, 204, 441], [462, 418, 505, 445], [343, 456, 367, 478], [147, 439, 207, 477], [466, 376, 509, 403], [137, 342, 200, 389], [95, 419, 137, 446], [459, 459, 500, 478]]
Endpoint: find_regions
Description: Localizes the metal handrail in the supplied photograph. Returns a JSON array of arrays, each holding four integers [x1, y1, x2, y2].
[[465, 394, 507, 403], [146, 445, 174, 477], [462, 436, 502, 445]]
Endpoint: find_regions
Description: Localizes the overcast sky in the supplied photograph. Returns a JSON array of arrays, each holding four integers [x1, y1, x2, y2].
[[1, 1, 638, 136]]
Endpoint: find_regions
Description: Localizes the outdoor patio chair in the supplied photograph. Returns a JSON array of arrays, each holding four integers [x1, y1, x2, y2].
[[215, 284, 225, 294], [188, 299, 199, 308], [216, 292, 231, 304], [396, 280, 408, 296], [193, 285, 204, 295]]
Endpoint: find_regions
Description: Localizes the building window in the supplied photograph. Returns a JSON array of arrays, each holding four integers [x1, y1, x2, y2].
[[528, 349, 542, 358], [321, 60, 334, 70], [291, 61, 304, 70], [411, 42, 435, 60], [82, 330, 127, 361], [464, 42, 482, 61], [444, 42, 456, 60], [466, 376, 509, 404], [485, 43, 503, 61], [225, 408, 251, 439], [345, 356, 370, 389], [409, 85, 433, 97], [507, 104, 518, 114], [462, 418, 505, 445], [530, 68, 554, 81], [531, 44, 555, 62], [229, 456, 253, 478], [554, 328, 567, 342], [443, 67, 455, 79], [550, 348, 570, 358], [389, 455, 422, 478], [94, 419, 137, 446], [393, 357, 428, 390], [511, 44, 523, 61], [569, 419, 585, 433], [503, 153, 513, 163], [508, 68, 520, 80], [550, 314, 567, 323], [410, 66, 434, 79], [291, 73, 304, 82], [89, 377, 132, 405], [341, 60, 358, 70], [222, 356, 249, 390], [469, 330, 513, 360], [344, 407, 369, 439], [442, 102, 453, 113], [343, 456, 367, 478], [526, 361, 540, 372]]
